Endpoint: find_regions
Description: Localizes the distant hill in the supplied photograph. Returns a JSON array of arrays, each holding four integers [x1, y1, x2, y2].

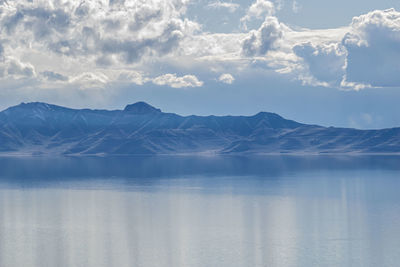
[[0, 102, 399, 155]]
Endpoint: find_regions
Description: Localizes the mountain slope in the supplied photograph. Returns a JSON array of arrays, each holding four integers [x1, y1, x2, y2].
[[0, 102, 399, 155]]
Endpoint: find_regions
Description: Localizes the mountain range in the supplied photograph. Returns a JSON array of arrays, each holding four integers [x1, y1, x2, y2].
[[0, 101, 399, 155]]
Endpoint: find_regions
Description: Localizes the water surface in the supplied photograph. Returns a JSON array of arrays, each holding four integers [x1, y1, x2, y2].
[[0, 155, 399, 267]]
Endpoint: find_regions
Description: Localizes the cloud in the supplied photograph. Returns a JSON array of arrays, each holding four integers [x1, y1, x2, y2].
[[241, 0, 275, 29], [0, 1, 399, 94], [128, 6, 163, 32], [218, 73, 235, 84], [0, 0, 199, 66], [242, 16, 286, 56], [41, 71, 69, 82], [0, 0, 205, 89], [0, 42, 4, 59], [117, 71, 146, 85], [342, 8, 400, 88], [152, 73, 203, 88], [70, 72, 110, 89], [293, 42, 346, 86], [292, 0, 301, 13], [207, 1, 239, 13], [0, 57, 36, 79], [0, 0, 339, 91], [292, 9, 400, 89]]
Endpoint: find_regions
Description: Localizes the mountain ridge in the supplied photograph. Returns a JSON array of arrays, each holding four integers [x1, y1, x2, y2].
[[0, 101, 399, 155]]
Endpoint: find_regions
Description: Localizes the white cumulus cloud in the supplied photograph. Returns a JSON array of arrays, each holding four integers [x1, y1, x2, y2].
[[293, 42, 346, 87], [152, 73, 204, 88], [117, 70, 147, 85], [218, 73, 235, 84], [0, 0, 399, 94], [207, 1, 240, 13], [292, 9, 400, 90], [0, 0, 199, 86], [0, 57, 36, 79], [242, 16, 286, 56], [70, 72, 110, 89], [342, 8, 400, 88], [241, 0, 275, 29]]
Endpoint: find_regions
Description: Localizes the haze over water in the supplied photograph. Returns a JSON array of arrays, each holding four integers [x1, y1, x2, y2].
[[0, 155, 399, 267]]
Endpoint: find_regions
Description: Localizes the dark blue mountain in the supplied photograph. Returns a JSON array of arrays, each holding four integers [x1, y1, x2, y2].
[[0, 102, 399, 155]]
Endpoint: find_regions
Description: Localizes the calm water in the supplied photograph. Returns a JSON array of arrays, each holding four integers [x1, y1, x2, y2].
[[0, 155, 399, 267]]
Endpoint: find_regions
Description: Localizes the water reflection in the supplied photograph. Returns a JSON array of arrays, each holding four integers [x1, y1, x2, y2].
[[0, 155, 399, 267]]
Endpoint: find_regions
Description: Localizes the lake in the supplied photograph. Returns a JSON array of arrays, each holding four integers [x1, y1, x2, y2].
[[0, 155, 399, 267]]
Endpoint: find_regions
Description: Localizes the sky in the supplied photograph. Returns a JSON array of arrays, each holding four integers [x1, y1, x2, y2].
[[0, 0, 400, 129]]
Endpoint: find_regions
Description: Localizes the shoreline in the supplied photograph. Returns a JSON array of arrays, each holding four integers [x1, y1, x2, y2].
[[1, 151, 400, 158]]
